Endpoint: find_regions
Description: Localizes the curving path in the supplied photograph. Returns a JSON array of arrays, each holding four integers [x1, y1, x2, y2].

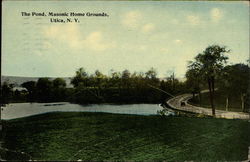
[[166, 93, 250, 119]]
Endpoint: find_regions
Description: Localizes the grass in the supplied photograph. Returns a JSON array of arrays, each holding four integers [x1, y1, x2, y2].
[[1, 112, 250, 161], [189, 91, 245, 112]]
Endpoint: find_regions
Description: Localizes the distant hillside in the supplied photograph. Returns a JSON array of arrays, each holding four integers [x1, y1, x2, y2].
[[1, 76, 73, 88]]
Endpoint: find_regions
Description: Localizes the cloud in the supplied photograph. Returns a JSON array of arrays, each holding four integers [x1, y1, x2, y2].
[[141, 23, 155, 33], [210, 8, 223, 22], [44, 24, 115, 51], [84, 32, 116, 51], [138, 45, 147, 51], [160, 48, 168, 53], [120, 43, 147, 51], [121, 11, 156, 34], [242, 1, 250, 6], [121, 11, 142, 28], [44, 24, 82, 48], [171, 19, 179, 25], [186, 15, 200, 25], [174, 39, 182, 44]]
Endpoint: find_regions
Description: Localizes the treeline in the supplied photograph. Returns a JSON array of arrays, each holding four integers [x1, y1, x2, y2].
[[69, 68, 187, 104], [1, 78, 72, 103], [0, 68, 188, 104]]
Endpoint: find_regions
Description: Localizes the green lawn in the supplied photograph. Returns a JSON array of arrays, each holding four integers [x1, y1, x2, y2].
[[1, 112, 250, 161]]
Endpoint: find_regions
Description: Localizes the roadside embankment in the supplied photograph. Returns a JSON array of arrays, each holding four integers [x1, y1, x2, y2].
[[166, 94, 250, 119]]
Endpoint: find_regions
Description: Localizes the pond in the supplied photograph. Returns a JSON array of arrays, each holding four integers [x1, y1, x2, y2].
[[1, 102, 167, 120]]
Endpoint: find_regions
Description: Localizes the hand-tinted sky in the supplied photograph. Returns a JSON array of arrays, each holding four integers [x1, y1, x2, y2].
[[2, 1, 249, 78]]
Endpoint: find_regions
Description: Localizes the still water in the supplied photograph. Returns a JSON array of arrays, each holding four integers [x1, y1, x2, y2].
[[1, 102, 164, 120]]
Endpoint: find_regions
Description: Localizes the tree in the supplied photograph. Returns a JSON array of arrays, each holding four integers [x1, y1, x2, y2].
[[1, 82, 14, 104], [121, 69, 131, 89], [53, 78, 66, 88], [92, 70, 107, 99], [71, 67, 88, 87], [188, 45, 229, 116], [109, 70, 121, 88], [52, 78, 67, 101], [145, 67, 157, 80], [145, 67, 159, 87], [94, 70, 107, 89], [21, 81, 36, 101], [186, 68, 201, 99], [36, 78, 53, 101], [219, 64, 250, 112]]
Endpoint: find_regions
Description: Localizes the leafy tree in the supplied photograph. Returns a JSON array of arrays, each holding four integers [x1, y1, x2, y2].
[[145, 67, 157, 80], [186, 64, 203, 101], [71, 67, 88, 87], [36, 78, 53, 101], [92, 70, 107, 100], [145, 67, 159, 87], [53, 78, 66, 88], [121, 69, 131, 89], [109, 70, 121, 88], [21, 81, 36, 101], [94, 70, 107, 88], [1, 82, 14, 104], [219, 64, 250, 112], [188, 45, 229, 116], [52, 78, 67, 101]]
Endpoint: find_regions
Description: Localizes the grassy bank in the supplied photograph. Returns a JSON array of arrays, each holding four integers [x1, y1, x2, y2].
[[1, 112, 250, 161], [189, 91, 245, 112]]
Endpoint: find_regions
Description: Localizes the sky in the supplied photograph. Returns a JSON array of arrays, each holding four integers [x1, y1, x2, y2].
[[2, 1, 249, 78]]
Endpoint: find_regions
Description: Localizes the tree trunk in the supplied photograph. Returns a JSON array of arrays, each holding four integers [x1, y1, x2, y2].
[[241, 93, 245, 112], [211, 77, 216, 116], [226, 97, 228, 111], [172, 72, 175, 93], [208, 79, 215, 116], [199, 91, 201, 106]]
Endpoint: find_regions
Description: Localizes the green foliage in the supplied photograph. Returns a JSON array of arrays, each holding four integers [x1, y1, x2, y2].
[[71, 68, 88, 87], [21, 81, 36, 101], [187, 45, 230, 115], [70, 67, 187, 104], [219, 64, 249, 95], [186, 66, 202, 94], [217, 64, 250, 112], [19, 78, 70, 102], [194, 45, 229, 79], [2, 67, 189, 104], [36, 78, 53, 101], [188, 45, 229, 81], [1, 82, 14, 104], [53, 78, 66, 88]]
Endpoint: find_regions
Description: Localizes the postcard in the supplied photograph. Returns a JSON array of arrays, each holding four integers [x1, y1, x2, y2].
[[1, 0, 250, 161]]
